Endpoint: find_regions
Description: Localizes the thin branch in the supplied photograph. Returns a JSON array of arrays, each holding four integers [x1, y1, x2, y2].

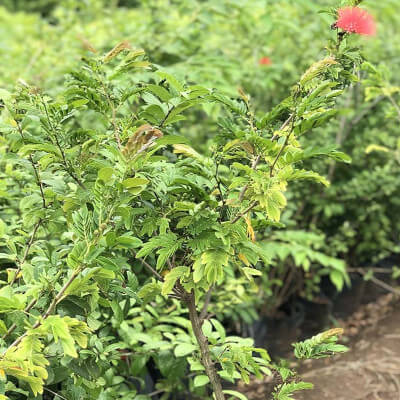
[[10, 219, 42, 286], [215, 158, 227, 207], [41, 98, 86, 190], [1, 298, 38, 340], [43, 387, 68, 400], [234, 114, 295, 220], [354, 269, 400, 296], [271, 114, 294, 141], [138, 257, 164, 281], [99, 78, 121, 149], [159, 104, 175, 128], [199, 287, 213, 321], [230, 201, 257, 224], [270, 114, 296, 177], [137, 256, 182, 297], [348, 267, 394, 275], [368, 275, 400, 296], [3, 267, 83, 355], [238, 155, 261, 202], [16, 120, 46, 208], [270, 131, 292, 177], [148, 389, 166, 397]]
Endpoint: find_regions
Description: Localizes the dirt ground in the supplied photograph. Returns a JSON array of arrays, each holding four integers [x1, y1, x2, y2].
[[240, 293, 400, 400]]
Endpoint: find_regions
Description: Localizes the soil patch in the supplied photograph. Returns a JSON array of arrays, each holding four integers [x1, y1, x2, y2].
[[240, 293, 400, 399]]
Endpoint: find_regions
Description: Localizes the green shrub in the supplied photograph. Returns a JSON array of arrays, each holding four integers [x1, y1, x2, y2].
[[0, 3, 371, 397]]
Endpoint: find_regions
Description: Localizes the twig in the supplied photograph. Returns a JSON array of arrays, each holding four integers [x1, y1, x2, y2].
[[215, 159, 227, 207], [230, 201, 257, 224], [16, 120, 46, 208], [159, 104, 175, 128], [98, 78, 121, 149], [138, 257, 164, 282], [348, 267, 394, 275], [1, 298, 38, 340], [41, 98, 86, 190], [3, 267, 83, 355], [148, 389, 166, 397], [238, 155, 261, 202], [10, 219, 42, 286], [270, 122, 295, 178], [200, 287, 213, 321], [43, 387, 68, 400], [271, 114, 294, 141], [137, 256, 182, 297], [354, 269, 400, 296]]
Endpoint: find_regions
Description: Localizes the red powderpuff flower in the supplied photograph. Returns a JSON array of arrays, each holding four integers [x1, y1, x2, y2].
[[336, 7, 376, 36], [259, 56, 272, 66]]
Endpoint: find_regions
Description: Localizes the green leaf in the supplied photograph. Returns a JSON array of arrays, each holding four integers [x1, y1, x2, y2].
[[193, 374, 210, 387], [122, 177, 149, 188], [116, 235, 143, 249], [161, 266, 188, 296], [242, 267, 262, 279], [275, 381, 313, 400], [98, 167, 115, 183], [147, 84, 173, 102], [156, 71, 184, 92], [329, 270, 344, 291], [0, 287, 26, 313], [19, 143, 61, 157], [223, 390, 249, 400], [174, 343, 197, 357]]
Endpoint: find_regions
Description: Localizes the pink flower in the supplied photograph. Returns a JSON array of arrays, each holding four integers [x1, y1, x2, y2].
[[335, 7, 376, 36], [259, 56, 272, 66]]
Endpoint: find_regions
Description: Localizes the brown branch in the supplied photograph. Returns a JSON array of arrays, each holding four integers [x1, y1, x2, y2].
[[159, 104, 175, 128], [271, 114, 294, 141], [230, 201, 258, 224], [238, 115, 294, 204], [186, 292, 225, 400], [354, 269, 400, 296], [98, 78, 121, 149], [215, 159, 227, 207]]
